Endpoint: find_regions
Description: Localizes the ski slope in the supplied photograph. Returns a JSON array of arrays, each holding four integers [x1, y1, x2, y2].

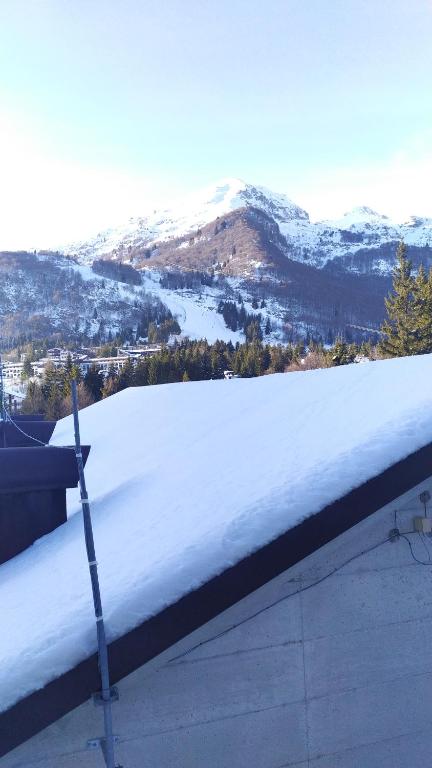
[[141, 272, 243, 344]]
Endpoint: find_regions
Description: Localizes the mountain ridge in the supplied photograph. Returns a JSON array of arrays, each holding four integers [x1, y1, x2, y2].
[[63, 177, 432, 273], [0, 179, 428, 348]]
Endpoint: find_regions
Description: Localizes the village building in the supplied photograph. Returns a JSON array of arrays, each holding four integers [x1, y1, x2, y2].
[[117, 345, 162, 359], [1, 356, 432, 767], [1, 361, 25, 382], [1, 345, 163, 396]]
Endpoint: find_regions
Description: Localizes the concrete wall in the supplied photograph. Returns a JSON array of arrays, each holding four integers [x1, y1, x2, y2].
[[4, 478, 432, 768]]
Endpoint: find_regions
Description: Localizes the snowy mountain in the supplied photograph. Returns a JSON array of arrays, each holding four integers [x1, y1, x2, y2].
[[282, 206, 432, 271], [1, 179, 429, 346], [49, 178, 431, 343], [63, 177, 432, 276], [64, 178, 309, 264]]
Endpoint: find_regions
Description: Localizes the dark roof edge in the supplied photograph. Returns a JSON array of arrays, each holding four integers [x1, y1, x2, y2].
[[2, 440, 432, 758]]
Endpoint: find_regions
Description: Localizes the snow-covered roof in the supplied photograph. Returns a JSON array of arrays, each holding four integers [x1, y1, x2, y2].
[[3, 355, 432, 717]]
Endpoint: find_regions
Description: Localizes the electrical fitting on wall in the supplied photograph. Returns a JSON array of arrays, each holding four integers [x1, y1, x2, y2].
[[413, 490, 432, 534]]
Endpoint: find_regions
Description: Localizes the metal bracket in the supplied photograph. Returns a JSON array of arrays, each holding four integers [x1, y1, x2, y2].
[[87, 736, 122, 767], [92, 686, 119, 706]]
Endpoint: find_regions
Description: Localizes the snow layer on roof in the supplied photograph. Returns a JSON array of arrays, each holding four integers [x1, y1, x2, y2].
[[2, 355, 432, 712]]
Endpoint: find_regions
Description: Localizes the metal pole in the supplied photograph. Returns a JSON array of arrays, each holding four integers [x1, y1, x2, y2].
[[0, 355, 6, 447], [0, 354, 5, 420], [71, 379, 117, 768]]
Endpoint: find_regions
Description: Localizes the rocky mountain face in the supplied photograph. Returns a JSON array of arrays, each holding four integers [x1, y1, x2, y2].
[[60, 178, 432, 343], [65, 178, 432, 276], [64, 179, 309, 264]]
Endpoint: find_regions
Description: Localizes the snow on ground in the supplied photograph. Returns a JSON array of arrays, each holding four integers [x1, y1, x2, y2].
[[322, 206, 397, 231], [141, 272, 244, 344], [57, 257, 243, 343], [158, 288, 241, 343], [141, 272, 284, 344], [3, 356, 432, 711]]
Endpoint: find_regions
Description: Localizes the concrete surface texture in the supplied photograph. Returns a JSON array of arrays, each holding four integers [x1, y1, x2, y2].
[[3, 478, 432, 768]]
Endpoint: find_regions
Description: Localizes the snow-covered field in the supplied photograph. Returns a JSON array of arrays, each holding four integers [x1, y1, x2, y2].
[[59, 257, 246, 343], [141, 272, 244, 344], [140, 271, 285, 344], [2, 356, 432, 712], [55, 256, 242, 343]]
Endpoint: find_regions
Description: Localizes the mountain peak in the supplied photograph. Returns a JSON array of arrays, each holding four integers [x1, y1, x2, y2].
[[187, 177, 248, 211], [176, 178, 309, 226], [64, 180, 430, 269], [403, 215, 432, 228], [63, 177, 308, 260], [343, 206, 387, 220], [320, 205, 393, 231], [197, 177, 247, 206]]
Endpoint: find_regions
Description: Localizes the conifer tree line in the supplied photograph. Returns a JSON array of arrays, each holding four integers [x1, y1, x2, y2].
[[217, 300, 269, 341], [21, 338, 372, 419], [17, 240, 430, 418], [22, 358, 95, 419]]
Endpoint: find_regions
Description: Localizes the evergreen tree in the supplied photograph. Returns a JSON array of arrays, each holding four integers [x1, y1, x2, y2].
[[147, 356, 160, 386], [411, 265, 432, 354], [116, 358, 135, 390], [84, 365, 104, 401], [102, 376, 119, 399], [21, 356, 33, 380], [380, 242, 423, 357], [46, 389, 64, 420], [42, 362, 66, 400], [21, 380, 45, 415]]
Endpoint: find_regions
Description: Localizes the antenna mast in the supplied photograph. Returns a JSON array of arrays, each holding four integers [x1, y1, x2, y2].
[[71, 379, 120, 768], [0, 354, 5, 422]]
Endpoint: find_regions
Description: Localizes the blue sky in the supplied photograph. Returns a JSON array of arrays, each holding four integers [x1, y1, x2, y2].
[[0, 0, 431, 246]]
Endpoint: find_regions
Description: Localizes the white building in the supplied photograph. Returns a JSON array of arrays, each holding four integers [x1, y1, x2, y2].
[[2, 347, 162, 390], [117, 345, 162, 359], [1, 357, 432, 767], [78, 355, 129, 376], [1, 361, 24, 381]]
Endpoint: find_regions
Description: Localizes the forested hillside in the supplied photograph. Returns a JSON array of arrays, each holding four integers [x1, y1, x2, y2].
[[0, 251, 175, 348]]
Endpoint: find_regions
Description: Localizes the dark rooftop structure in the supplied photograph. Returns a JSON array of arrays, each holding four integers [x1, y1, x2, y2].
[[0, 413, 90, 566], [0, 420, 56, 448]]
